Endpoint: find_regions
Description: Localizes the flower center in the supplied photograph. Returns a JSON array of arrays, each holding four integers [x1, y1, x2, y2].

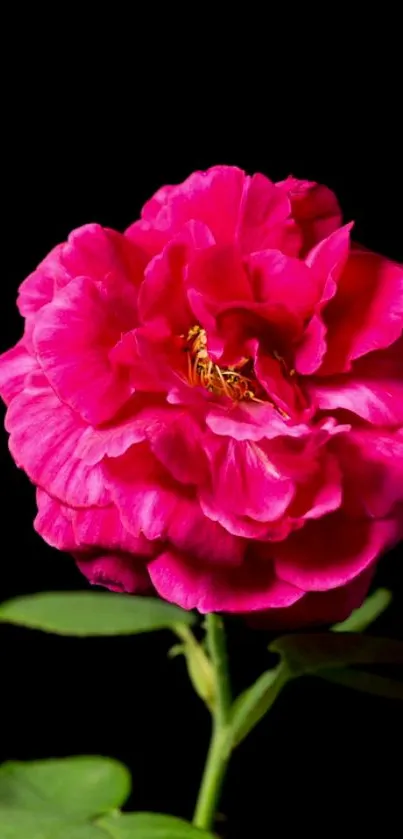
[[183, 325, 265, 404]]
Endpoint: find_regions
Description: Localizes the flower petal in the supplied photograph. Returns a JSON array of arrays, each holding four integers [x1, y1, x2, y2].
[[206, 402, 309, 442], [71, 505, 156, 556], [104, 443, 184, 540], [202, 437, 295, 525], [309, 337, 403, 425], [147, 410, 208, 485], [0, 341, 37, 406], [76, 552, 151, 594], [34, 490, 77, 551], [323, 249, 403, 373], [34, 276, 136, 425], [75, 399, 172, 465], [247, 250, 324, 326], [126, 166, 247, 251], [148, 548, 303, 613], [17, 244, 69, 317], [336, 429, 403, 518], [138, 221, 214, 335], [276, 177, 342, 254], [250, 566, 375, 630], [275, 513, 399, 591], [6, 374, 109, 506]]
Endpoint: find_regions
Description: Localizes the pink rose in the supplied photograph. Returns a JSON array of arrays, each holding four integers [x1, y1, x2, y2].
[[0, 166, 402, 624]]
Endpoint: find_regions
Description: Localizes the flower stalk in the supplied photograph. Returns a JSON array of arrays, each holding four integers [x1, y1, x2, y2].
[[192, 614, 232, 831]]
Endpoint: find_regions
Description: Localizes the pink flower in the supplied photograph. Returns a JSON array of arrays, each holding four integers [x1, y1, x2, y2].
[[0, 166, 402, 624]]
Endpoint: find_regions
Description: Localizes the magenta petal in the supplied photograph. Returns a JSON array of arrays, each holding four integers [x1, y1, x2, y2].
[[206, 402, 309, 442], [251, 566, 375, 630], [275, 513, 399, 591], [71, 505, 156, 556], [276, 178, 342, 253], [139, 221, 214, 335], [309, 337, 403, 425], [147, 411, 208, 485], [148, 549, 303, 612], [17, 244, 69, 318], [34, 276, 136, 425], [75, 401, 172, 465], [127, 166, 247, 250], [6, 374, 109, 507], [203, 437, 295, 523], [248, 250, 324, 325], [238, 174, 293, 254], [105, 443, 183, 540], [166, 497, 244, 566], [295, 314, 328, 375], [0, 341, 38, 405], [60, 224, 146, 283], [34, 490, 77, 551], [323, 249, 403, 373], [76, 552, 151, 594], [337, 429, 403, 518], [186, 245, 253, 312]]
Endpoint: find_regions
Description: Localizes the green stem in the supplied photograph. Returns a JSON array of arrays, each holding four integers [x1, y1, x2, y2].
[[193, 614, 232, 831]]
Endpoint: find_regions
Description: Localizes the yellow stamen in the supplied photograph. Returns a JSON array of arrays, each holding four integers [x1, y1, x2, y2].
[[183, 325, 290, 418]]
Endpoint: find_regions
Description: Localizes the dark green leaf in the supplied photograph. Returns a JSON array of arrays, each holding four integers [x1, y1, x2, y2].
[[0, 593, 195, 636], [0, 757, 130, 818], [227, 663, 289, 750], [270, 633, 403, 677], [318, 667, 403, 700], [97, 813, 215, 838], [332, 588, 392, 633]]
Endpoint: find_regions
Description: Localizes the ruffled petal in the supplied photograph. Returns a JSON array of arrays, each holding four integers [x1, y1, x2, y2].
[[33, 276, 136, 425], [275, 513, 399, 591], [0, 341, 38, 405], [201, 437, 295, 526], [6, 374, 109, 507], [148, 548, 303, 613], [336, 429, 403, 518], [34, 490, 77, 551], [138, 221, 214, 335], [322, 249, 403, 374], [126, 166, 247, 252], [276, 177, 342, 254], [104, 443, 185, 540], [250, 566, 375, 630], [76, 552, 151, 594], [309, 337, 403, 425]]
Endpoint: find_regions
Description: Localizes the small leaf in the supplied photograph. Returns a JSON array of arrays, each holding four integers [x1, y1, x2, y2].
[[227, 663, 289, 750], [0, 757, 130, 818], [97, 812, 215, 838], [332, 588, 392, 633], [318, 667, 403, 700], [0, 593, 196, 636], [173, 625, 216, 712]]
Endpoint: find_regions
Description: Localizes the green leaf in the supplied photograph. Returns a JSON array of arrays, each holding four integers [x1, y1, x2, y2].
[[332, 588, 392, 633], [270, 633, 403, 677], [0, 593, 195, 636], [171, 625, 216, 712], [0, 757, 130, 818], [227, 663, 289, 750], [97, 812, 215, 838], [318, 667, 403, 700], [0, 810, 111, 839]]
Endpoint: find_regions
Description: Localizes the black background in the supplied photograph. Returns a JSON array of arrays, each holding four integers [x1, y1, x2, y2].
[[1, 53, 402, 837]]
